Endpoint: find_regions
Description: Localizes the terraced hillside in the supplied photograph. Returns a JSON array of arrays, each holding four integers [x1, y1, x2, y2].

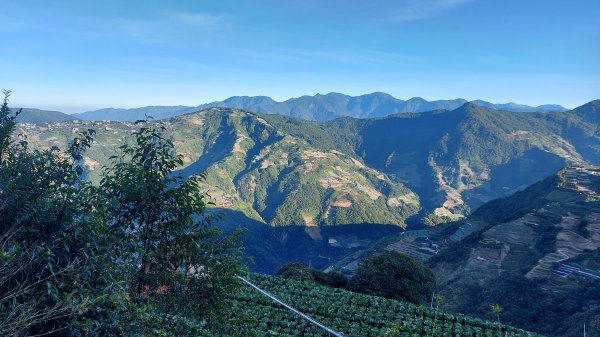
[[324, 165, 600, 336], [430, 165, 600, 337]]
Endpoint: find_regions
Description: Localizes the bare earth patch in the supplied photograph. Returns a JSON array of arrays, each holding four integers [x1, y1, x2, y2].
[[302, 214, 316, 227], [83, 157, 99, 171], [329, 194, 352, 208], [232, 136, 245, 153], [350, 158, 365, 168], [356, 183, 382, 200], [387, 194, 419, 208], [186, 116, 204, 126], [305, 226, 322, 240]]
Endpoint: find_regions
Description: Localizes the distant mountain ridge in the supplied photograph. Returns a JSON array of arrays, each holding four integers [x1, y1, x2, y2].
[[71, 92, 569, 121], [15, 108, 79, 124], [72, 105, 198, 122]]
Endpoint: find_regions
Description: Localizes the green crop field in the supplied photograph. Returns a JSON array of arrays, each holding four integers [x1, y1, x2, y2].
[[200, 274, 542, 336]]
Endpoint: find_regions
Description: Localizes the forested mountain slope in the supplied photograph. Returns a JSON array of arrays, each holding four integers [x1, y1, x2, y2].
[[24, 108, 419, 228], [264, 101, 600, 224], [22, 100, 600, 227]]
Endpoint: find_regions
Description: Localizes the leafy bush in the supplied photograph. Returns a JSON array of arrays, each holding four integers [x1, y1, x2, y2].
[[0, 90, 107, 336], [0, 91, 244, 336], [277, 262, 348, 288], [348, 251, 436, 304], [277, 263, 316, 282]]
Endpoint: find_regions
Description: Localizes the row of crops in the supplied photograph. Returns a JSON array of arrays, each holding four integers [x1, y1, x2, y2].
[[214, 274, 544, 337]]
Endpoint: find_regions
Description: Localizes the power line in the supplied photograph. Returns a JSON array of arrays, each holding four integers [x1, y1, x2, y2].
[[237, 276, 345, 337]]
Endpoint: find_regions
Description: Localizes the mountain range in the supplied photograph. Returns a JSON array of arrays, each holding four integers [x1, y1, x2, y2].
[[69, 92, 568, 122], [20, 100, 600, 228]]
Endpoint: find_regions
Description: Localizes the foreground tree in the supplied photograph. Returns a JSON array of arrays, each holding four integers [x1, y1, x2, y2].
[[0, 90, 110, 336], [97, 123, 245, 333], [1, 91, 245, 336], [348, 251, 435, 304]]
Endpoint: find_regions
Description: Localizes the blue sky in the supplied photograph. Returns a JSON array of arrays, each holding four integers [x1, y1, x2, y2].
[[1, 0, 599, 112]]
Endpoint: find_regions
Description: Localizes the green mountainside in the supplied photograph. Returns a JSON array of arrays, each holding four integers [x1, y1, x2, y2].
[[15, 100, 600, 335], [21, 100, 600, 228], [264, 101, 600, 224], [430, 165, 600, 337], [22, 108, 419, 228]]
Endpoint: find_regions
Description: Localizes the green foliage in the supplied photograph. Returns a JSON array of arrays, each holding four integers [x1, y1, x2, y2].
[[459, 275, 600, 337], [0, 94, 244, 336], [311, 269, 348, 288], [277, 262, 348, 288], [0, 91, 107, 336], [490, 304, 503, 337], [277, 262, 315, 282], [349, 251, 436, 304]]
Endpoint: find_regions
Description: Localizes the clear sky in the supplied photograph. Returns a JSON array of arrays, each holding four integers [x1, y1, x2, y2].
[[1, 0, 599, 113]]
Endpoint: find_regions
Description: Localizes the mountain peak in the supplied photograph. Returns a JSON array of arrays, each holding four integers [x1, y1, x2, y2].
[[406, 97, 427, 103], [462, 101, 489, 112], [357, 92, 398, 101], [572, 99, 600, 123], [575, 99, 600, 111], [222, 95, 276, 105]]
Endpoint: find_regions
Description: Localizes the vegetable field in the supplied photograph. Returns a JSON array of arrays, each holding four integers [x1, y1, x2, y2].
[[219, 274, 544, 337]]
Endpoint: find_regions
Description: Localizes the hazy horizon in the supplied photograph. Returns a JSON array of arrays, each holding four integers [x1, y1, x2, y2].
[[19, 92, 586, 116]]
